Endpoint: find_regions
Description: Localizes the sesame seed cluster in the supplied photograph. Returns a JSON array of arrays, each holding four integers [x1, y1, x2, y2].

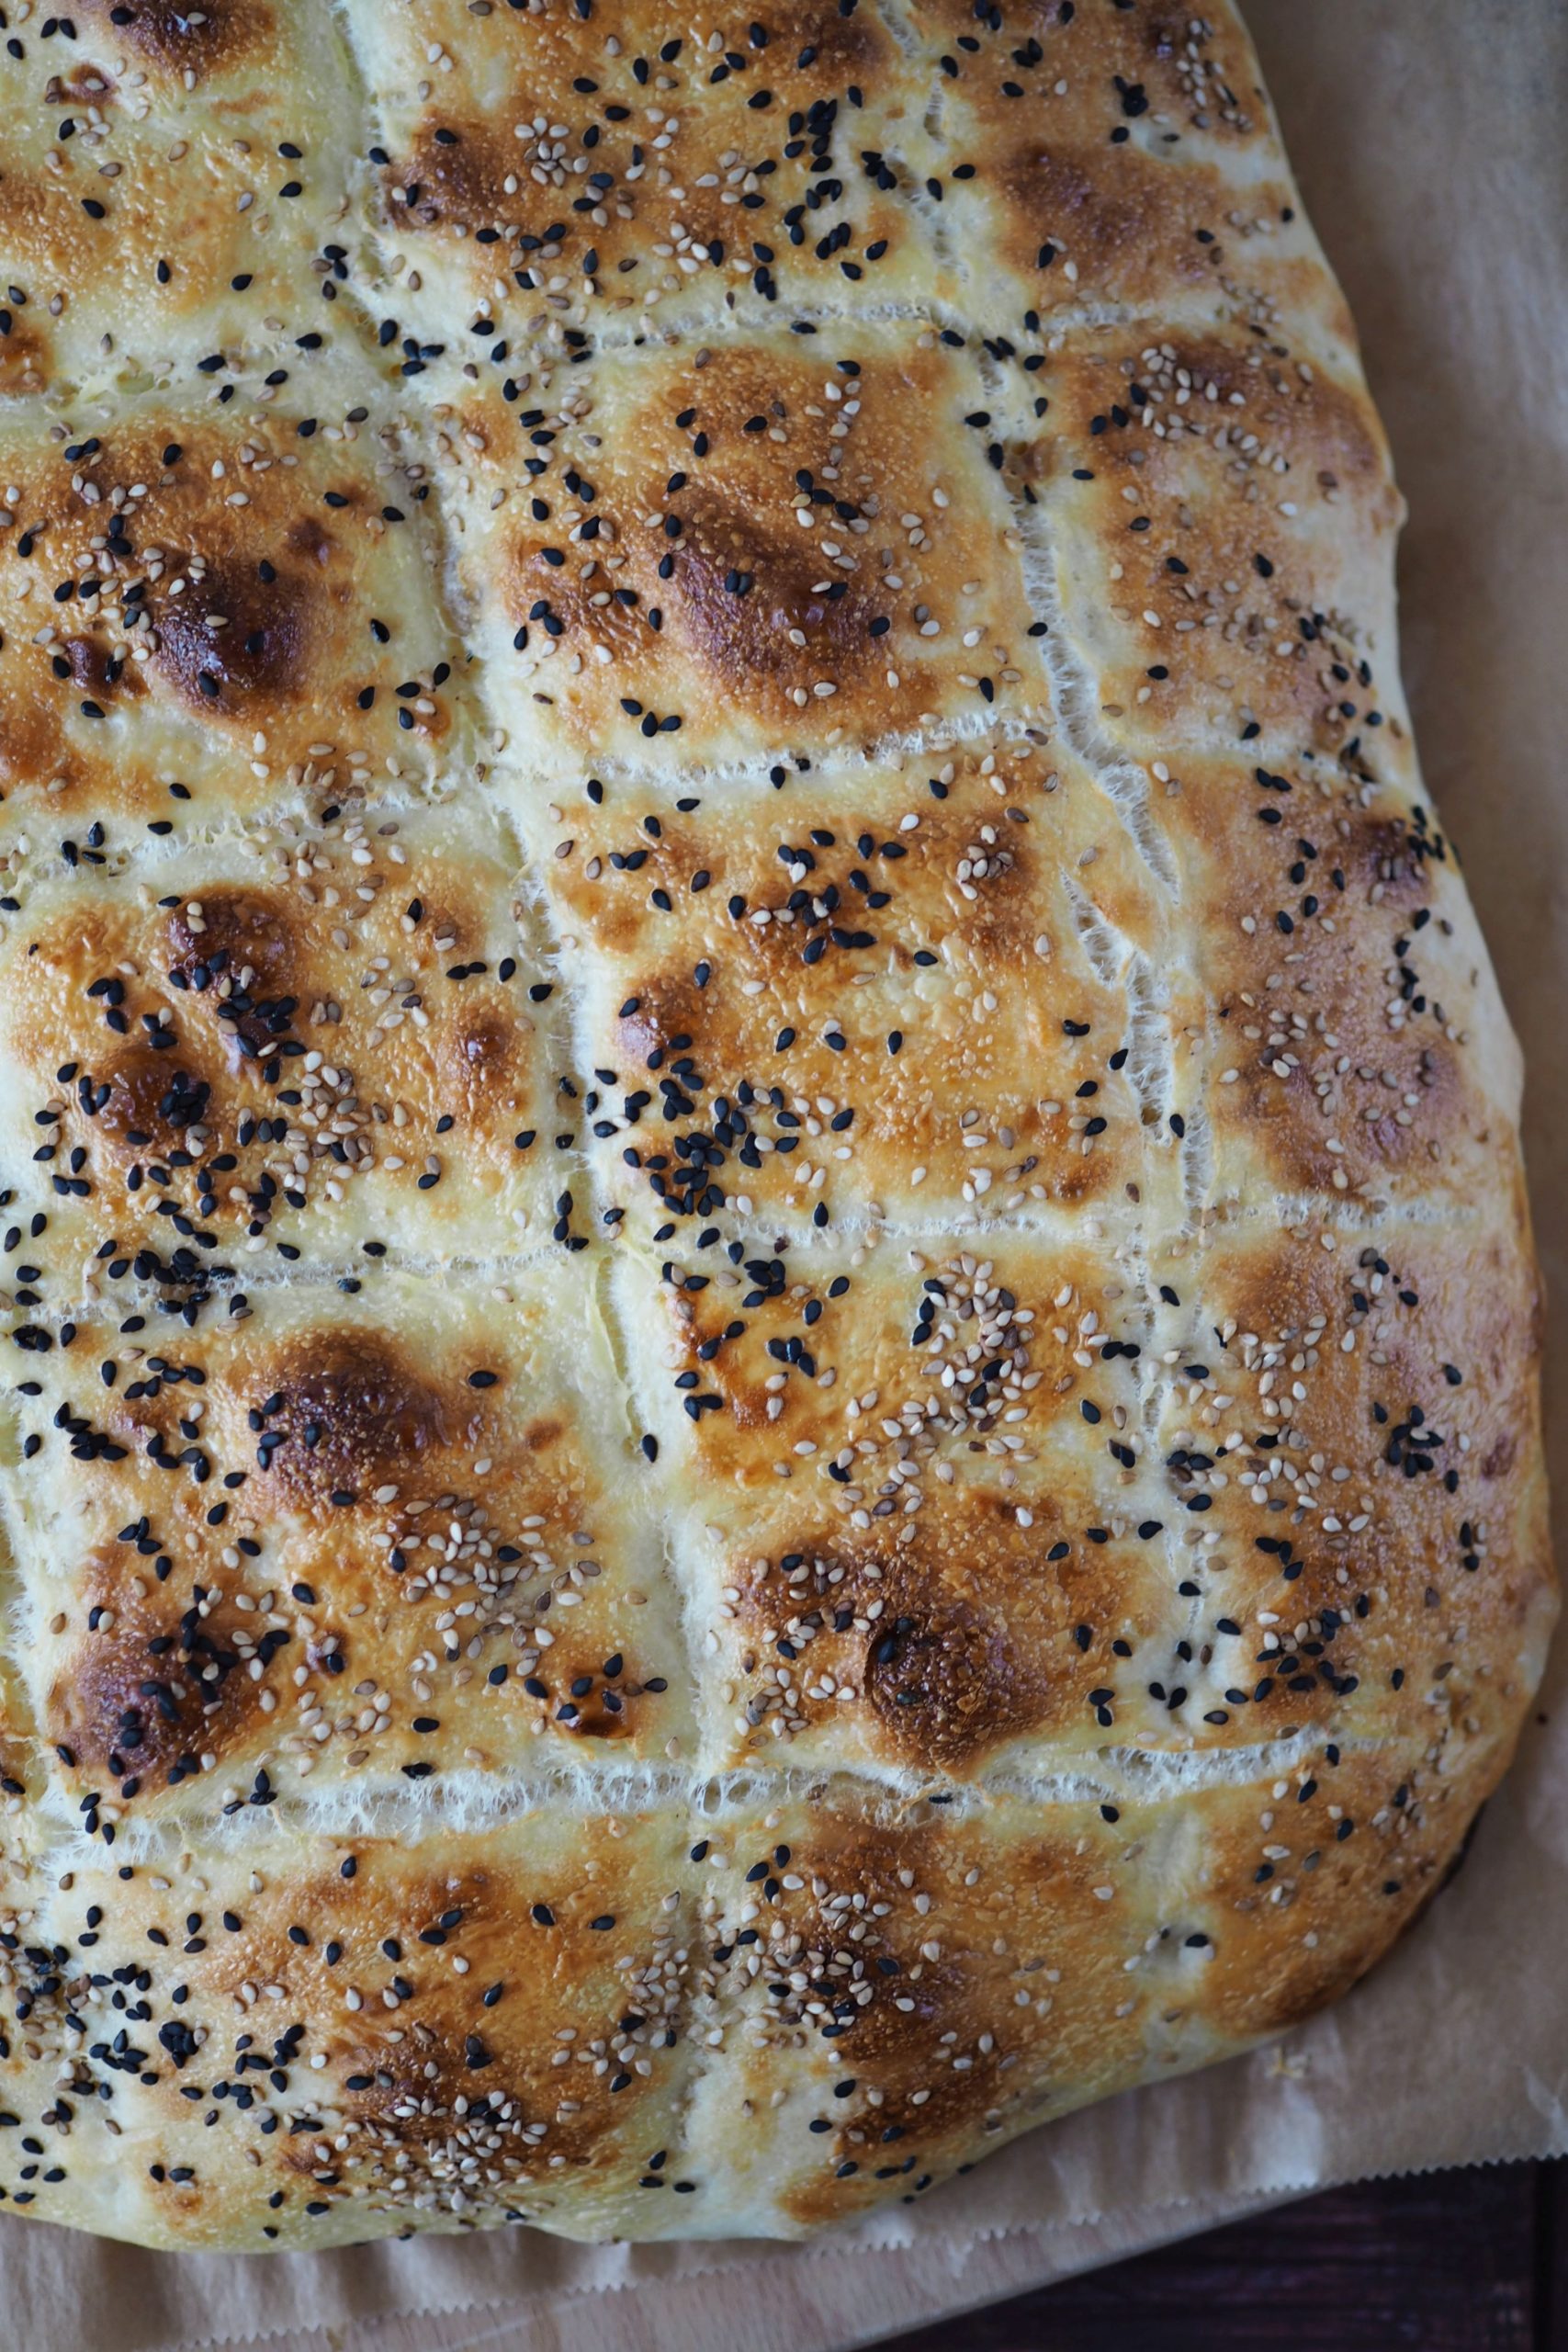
[[0, 0, 1550, 2252]]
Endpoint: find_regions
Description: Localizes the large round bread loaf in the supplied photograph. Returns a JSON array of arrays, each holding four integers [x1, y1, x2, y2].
[[0, 0, 1551, 2249]]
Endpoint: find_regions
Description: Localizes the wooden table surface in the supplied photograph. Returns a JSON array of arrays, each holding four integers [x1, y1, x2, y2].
[[875, 2161, 1556, 2350]]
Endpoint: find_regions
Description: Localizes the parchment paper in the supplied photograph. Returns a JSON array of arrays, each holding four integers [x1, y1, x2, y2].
[[6, 5, 1567, 2345]]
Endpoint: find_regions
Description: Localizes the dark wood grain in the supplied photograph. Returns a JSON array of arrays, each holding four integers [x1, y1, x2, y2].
[[874, 2162, 1550, 2351], [1535, 2163, 1568, 2352]]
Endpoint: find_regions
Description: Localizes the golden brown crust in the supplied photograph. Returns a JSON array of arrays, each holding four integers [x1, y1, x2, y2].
[[0, 374, 464, 829], [683, 1743, 1500, 2232], [992, 322, 1405, 761], [898, 0, 1356, 355], [344, 0, 935, 350], [0, 0, 1550, 2255], [1, 1272, 693, 1831], [538, 740, 1158, 1235], [0, 801, 560, 1282], [0, 0, 355, 395], [439, 326, 1054, 770]]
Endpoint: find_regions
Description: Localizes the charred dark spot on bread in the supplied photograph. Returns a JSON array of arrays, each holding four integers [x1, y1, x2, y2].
[[76, 0, 274, 78], [152, 567, 311, 718], [247, 1329, 472, 1506]]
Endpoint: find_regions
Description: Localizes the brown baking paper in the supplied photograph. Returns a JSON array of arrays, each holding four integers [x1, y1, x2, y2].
[[6, 4, 1567, 2345]]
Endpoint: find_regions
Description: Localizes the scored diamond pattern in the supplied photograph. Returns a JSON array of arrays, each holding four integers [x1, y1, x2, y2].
[[0, 0, 1546, 2252]]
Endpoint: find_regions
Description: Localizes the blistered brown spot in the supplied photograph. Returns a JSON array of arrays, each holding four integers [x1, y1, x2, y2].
[[394, 120, 507, 232], [287, 514, 337, 565], [165, 890, 295, 989], [1006, 146, 1233, 308], [152, 565, 310, 717], [62, 637, 119, 694], [46, 1567, 286, 1793], [77, 0, 273, 77], [443, 1008, 519, 1107], [96, 1048, 212, 1144], [726, 1501, 1150, 1774], [862, 1592, 1036, 1769], [0, 309, 50, 394], [46, 61, 118, 107], [509, 480, 928, 738], [251, 1330, 474, 1507], [682, 504, 885, 691]]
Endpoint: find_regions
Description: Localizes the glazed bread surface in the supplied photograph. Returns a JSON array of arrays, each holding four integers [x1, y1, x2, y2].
[[0, 0, 1551, 2249]]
